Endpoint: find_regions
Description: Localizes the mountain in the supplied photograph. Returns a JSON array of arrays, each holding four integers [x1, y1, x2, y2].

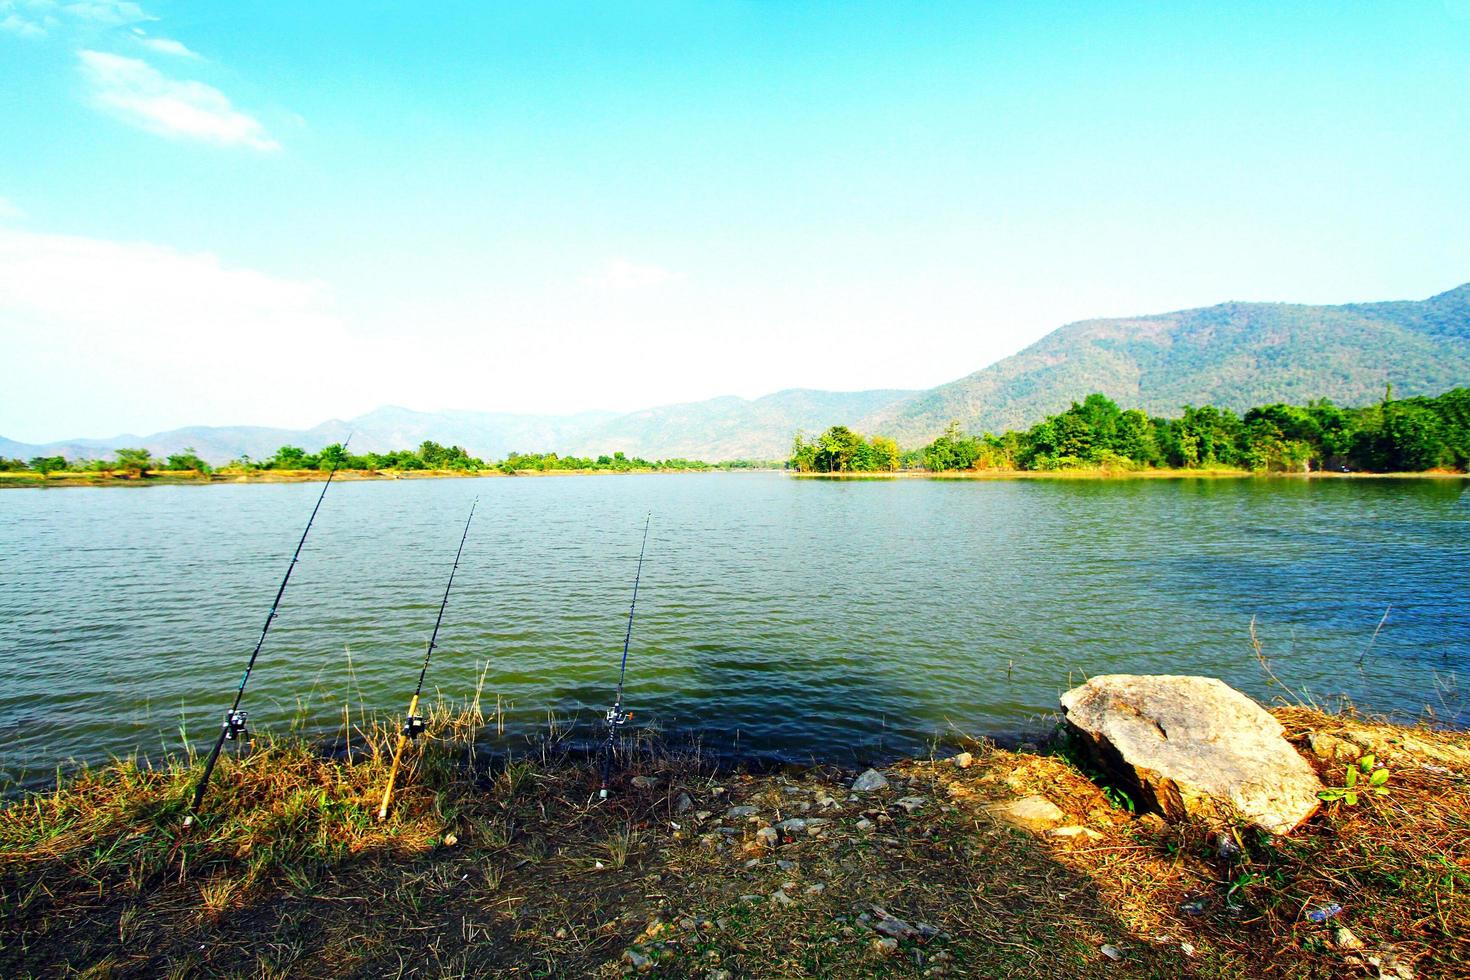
[[0, 389, 915, 465], [6, 284, 1467, 463], [857, 284, 1470, 446]]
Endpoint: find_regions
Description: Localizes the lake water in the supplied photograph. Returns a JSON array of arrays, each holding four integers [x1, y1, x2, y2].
[[1, 474, 1467, 787]]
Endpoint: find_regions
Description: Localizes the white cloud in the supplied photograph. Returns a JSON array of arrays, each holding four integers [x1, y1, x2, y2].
[[1, 0, 57, 37], [63, 0, 148, 25], [0, 228, 377, 438], [0, 196, 22, 219], [78, 50, 279, 150], [2, 12, 44, 36], [584, 258, 677, 291], [136, 34, 196, 58]]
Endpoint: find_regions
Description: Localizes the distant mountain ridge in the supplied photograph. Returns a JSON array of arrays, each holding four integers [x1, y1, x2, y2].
[[0, 389, 917, 465], [857, 283, 1470, 445], [4, 284, 1467, 462]]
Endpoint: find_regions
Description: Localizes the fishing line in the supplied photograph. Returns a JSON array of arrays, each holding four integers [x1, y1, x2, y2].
[[378, 497, 478, 821], [183, 438, 352, 827]]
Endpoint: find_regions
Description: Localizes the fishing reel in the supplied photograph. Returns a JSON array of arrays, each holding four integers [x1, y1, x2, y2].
[[222, 710, 248, 741], [605, 705, 633, 731], [401, 715, 426, 740]]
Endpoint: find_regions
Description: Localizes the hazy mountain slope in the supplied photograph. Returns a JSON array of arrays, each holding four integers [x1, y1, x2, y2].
[[0, 390, 914, 465], [859, 284, 1470, 446], [565, 388, 917, 460]]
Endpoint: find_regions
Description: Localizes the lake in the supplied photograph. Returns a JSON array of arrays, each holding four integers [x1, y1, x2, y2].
[[1, 473, 1467, 788]]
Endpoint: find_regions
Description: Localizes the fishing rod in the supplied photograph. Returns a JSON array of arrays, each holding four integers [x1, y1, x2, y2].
[[183, 438, 351, 828], [600, 512, 651, 799], [378, 497, 478, 821]]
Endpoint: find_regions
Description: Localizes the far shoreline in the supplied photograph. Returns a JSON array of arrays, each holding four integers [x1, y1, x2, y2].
[[2, 465, 1465, 490]]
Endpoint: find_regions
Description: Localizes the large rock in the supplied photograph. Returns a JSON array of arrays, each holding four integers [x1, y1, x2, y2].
[[1060, 675, 1323, 835]]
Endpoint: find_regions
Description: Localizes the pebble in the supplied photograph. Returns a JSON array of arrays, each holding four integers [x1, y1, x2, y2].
[[895, 796, 927, 813], [855, 818, 874, 832], [756, 826, 779, 847], [630, 775, 659, 790], [1100, 944, 1122, 961], [623, 948, 652, 971], [952, 752, 974, 768], [770, 888, 793, 906], [804, 883, 826, 895], [874, 936, 900, 956], [725, 805, 758, 819], [777, 859, 796, 871], [673, 792, 694, 814], [852, 769, 890, 792], [776, 817, 807, 834]]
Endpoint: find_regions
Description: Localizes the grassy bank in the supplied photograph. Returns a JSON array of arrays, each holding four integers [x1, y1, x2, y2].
[[793, 467, 1467, 480], [0, 468, 753, 490], [2, 705, 1465, 978]]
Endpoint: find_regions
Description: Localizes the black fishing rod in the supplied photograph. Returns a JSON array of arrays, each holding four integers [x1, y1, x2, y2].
[[600, 512, 651, 799], [378, 497, 478, 821], [183, 439, 351, 828]]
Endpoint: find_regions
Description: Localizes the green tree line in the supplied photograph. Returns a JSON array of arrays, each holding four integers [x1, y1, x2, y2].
[[790, 387, 1470, 474], [2, 442, 778, 476], [788, 426, 901, 472]]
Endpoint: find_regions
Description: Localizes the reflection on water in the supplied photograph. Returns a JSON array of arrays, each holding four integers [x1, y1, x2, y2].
[[0, 474, 1466, 786]]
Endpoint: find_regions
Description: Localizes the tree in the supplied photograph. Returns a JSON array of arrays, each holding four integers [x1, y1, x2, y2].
[[29, 455, 68, 475], [165, 448, 211, 473], [111, 448, 154, 477], [267, 445, 310, 470]]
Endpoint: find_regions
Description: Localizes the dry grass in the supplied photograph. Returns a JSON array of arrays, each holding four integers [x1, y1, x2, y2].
[[0, 702, 1466, 978]]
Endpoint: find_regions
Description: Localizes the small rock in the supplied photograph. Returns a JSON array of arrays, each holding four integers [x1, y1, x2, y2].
[[804, 883, 826, 895], [777, 859, 796, 871], [1366, 950, 1415, 979], [630, 775, 659, 790], [896, 796, 927, 813], [952, 751, 974, 769], [725, 805, 758, 819], [678, 917, 697, 931], [673, 792, 694, 814], [873, 937, 900, 956], [852, 769, 890, 793], [755, 826, 778, 847], [776, 818, 808, 835], [770, 888, 793, 907], [695, 810, 713, 821], [1178, 897, 1207, 915], [855, 818, 874, 832], [994, 795, 1066, 832], [816, 793, 838, 807], [1332, 926, 1364, 950], [872, 906, 920, 940], [1308, 732, 1359, 763], [623, 948, 653, 971], [804, 818, 831, 834], [1100, 944, 1123, 961], [744, 858, 761, 869]]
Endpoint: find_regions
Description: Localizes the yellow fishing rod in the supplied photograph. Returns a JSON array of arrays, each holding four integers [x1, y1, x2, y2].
[[378, 497, 477, 822]]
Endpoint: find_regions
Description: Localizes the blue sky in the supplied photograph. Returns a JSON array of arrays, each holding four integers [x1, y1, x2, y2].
[[2, 1, 1468, 442]]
